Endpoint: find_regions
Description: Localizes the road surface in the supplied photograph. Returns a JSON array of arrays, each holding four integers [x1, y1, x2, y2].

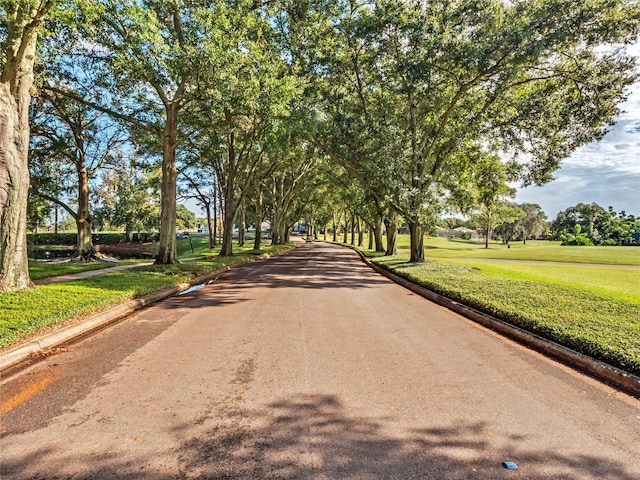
[[1, 242, 639, 479]]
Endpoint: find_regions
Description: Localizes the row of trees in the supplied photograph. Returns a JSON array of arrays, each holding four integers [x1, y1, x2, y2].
[[550, 203, 639, 246], [2, 0, 638, 291], [441, 202, 639, 247]]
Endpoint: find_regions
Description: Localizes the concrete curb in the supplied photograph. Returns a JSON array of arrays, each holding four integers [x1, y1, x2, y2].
[[0, 250, 288, 376], [348, 246, 640, 398]]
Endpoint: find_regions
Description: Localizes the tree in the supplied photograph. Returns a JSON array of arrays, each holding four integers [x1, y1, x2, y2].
[[46, 0, 229, 264], [309, 1, 405, 255], [30, 92, 126, 259], [598, 208, 640, 245], [330, 0, 638, 262], [26, 191, 53, 234], [0, 0, 56, 291], [559, 223, 595, 246], [550, 203, 639, 245], [94, 153, 160, 239], [179, 166, 218, 248], [268, 142, 318, 246], [457, 151, 521, 248], [175, 204, 196, 231], [513, 203, 548, 244]]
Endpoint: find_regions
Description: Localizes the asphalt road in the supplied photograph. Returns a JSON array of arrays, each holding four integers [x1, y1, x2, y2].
[[1, 242, 639, 479]]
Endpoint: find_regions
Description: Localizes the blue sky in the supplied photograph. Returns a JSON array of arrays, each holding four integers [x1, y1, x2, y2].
[[515, 44, 640, 220]]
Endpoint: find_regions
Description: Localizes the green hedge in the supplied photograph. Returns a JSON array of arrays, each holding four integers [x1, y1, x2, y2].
[[28, 233, 77, 245], [28, 232, 159, 245]]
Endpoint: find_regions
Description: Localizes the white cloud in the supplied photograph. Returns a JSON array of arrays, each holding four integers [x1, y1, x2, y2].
[[516, 44, 640, 218]]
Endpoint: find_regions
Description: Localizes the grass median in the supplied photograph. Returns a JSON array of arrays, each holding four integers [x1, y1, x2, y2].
[[1, 245, 293, 352]]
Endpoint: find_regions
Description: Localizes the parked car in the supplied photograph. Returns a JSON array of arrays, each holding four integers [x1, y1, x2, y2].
[[177, 232, 190, 239]]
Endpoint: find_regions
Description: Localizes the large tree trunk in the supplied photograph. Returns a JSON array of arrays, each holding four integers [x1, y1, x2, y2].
[[367, 223, 374, 250], [271, 216, 288, 245], [372, 222, 385, 253], [220, 207, 235, 256], [155, 103, 180, 264], [76, 216, 94, 259], [253, 191, 262, 251], [409, 220, 425, 262], [0, 83, 32, 291], [76, 163, 94, 259], [205, 202, 214, 249], [0, 3, 51, 291], [385, 209, 398, 256]]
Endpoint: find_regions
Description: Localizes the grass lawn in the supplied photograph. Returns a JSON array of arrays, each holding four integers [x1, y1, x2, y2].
[[2, 244, 293, 351], [29, 261, 115, 281], [420, 236, 640, 265], [340, 234, 640, 375], [440, 260, 640, 304]]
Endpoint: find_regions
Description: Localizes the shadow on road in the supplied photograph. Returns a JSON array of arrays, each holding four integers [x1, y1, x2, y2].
[[2, 393, 636, 479], [161, 242, 390, 311]]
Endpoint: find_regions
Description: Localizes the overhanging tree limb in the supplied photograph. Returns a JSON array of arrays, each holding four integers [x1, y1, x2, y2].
[[43, 85, 162, 136]]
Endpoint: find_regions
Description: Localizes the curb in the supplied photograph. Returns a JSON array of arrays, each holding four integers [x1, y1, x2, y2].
[[347, 246, 640, 398], [0, 250, 288, 376]]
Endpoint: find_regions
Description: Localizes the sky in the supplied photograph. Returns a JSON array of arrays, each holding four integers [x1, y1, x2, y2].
[[514, 44, 640, 220]]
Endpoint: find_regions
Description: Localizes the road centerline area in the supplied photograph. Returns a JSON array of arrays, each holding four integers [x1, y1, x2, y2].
[[1, 242, 639, 479]]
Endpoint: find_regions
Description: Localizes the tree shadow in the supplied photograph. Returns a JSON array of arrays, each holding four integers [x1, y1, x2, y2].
[[3, 394, 637, 479], [160, 243, 389, 311]]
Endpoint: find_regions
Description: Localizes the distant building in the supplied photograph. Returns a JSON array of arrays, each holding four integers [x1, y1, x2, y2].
[[436, 226, 480, 240]]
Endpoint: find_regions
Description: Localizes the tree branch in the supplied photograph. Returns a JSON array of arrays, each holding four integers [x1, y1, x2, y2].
[[44, 85, 162, 136], [33, 191, 77, 220]]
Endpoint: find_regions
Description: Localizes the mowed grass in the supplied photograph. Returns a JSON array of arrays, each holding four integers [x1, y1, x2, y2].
[[29, 261, 115, 281], [421, 236, 640, 265], [441, 260, 640, 304], [344, 234, 640, 375], [2, 244, 293, 351]]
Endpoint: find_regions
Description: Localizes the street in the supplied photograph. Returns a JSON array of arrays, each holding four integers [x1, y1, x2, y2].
[[1, 242, 639, 479]]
